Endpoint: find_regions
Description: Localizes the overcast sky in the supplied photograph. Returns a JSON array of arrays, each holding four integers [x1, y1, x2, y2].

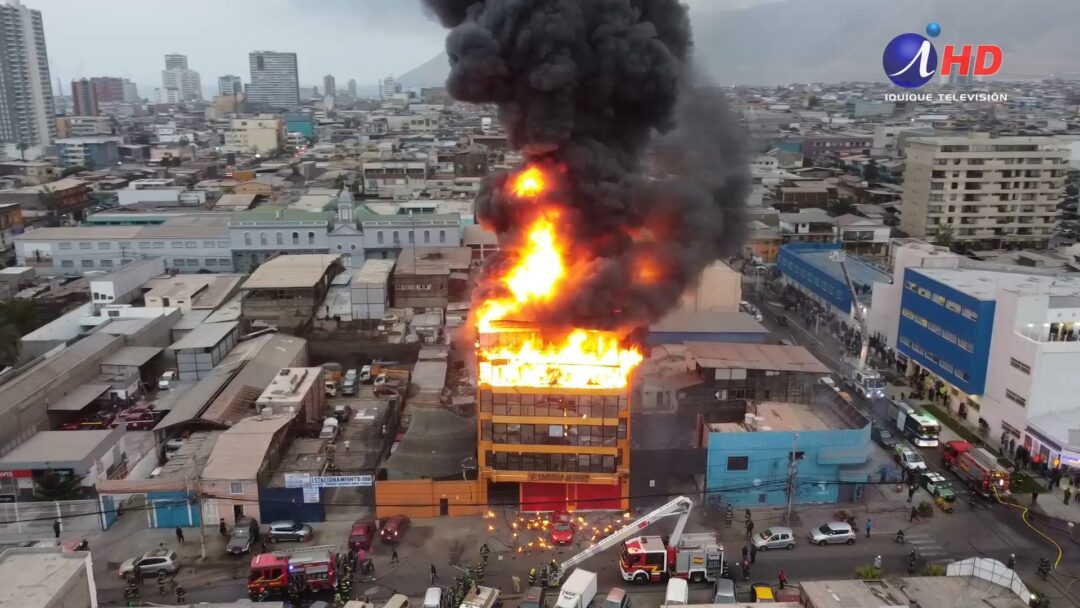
[[31, 0, 775, 94]]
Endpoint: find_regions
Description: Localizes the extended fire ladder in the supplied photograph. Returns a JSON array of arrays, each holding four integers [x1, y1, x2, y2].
[[548, 496, 694, 586], [830, 249, 871, 368]]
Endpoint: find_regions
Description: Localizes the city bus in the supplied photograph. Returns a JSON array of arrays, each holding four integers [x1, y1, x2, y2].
[[888, 400, 941, 447]]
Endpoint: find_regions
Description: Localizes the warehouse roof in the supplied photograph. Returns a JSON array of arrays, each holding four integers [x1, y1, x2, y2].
[[47, 383, 111, 412], [243, 254, 342, 289], [201, 414, 293, 480], [651, 310, 768, 335], [353, 259, 395, 285], [100, 346, 163, 368], [168, 321, 238, 351], [214, 194, 257, 209], [684, 342, 830, 374], [0, 333, 122, 419], [0, 430, 116, 465], [394, 247, 471, 276]]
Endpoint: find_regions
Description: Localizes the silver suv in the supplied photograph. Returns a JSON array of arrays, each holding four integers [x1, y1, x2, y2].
[[118, 549, 180, 577], [809, 521, 856, 546], [267, 520, 313, 543]]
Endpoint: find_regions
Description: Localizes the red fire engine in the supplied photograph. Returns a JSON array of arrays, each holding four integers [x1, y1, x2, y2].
[[942, 440, 1009, 497], [247, 545, 337, 597]]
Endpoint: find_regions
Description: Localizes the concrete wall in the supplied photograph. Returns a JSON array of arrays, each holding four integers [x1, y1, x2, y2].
[[49, 558, 93, 608], [375, 479, 483, 519], [201, 479, 260, 526]]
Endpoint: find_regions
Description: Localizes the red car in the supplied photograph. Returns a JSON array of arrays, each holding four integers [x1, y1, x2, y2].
[[379, 515, 410, 544], [348, 519, 374, 552], [550, 512, 575, 545], [120, 407, 159, 431]]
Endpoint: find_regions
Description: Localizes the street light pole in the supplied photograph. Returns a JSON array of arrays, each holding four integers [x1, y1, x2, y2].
[[785, 432, 799, 524]]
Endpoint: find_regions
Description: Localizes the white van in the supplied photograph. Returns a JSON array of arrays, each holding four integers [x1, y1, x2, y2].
[[423, 587, 442, 608], [319, 417, 340, 440], [384, 594, 411, 608], [664, 578, 688, 606]]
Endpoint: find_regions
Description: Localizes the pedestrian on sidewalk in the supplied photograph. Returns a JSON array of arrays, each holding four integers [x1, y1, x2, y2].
[[344, 439, 351, 453], [391, 547, 399, 563], [741, 545, 749, 560], [745, 520, 754, 540], [909, 506, 918, 522], [907, 484, 916, 503], [865, 518, 872, 538], [1065, 487, 1073, 505], [175, 526, 184, 544], [778, 570, 787, 589], [1032, 489, 1039, 505], [741, 559, 750, 581], [219, 518, 227, 537], [431, 563, 439, 584], [52, 519, 61, 539], [749, 544, 757, 565]]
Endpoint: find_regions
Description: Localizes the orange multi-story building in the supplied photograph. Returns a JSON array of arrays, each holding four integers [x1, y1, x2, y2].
[[476, 325, 632, 512]]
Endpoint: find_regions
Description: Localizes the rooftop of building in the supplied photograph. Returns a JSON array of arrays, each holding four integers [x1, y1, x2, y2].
[[167, 321, 238, 351], [394, 247, 472, 276], [685, 341, 830, 374], [909, 134, 1068, 147], [229, 207, 332, 223], [785, 247, 892, 295], [353, 259, 395, 284], [650, 310, 768, 335], [100, 345, 163, 368], [213, 193, 258, 209], [0, 333, 122, 416], [201, 414, 294, 481], [800, 571, 1027, 608], [256, 367, 322, 404], [0, 429, 118, 466], [912, 266, 1080, 300], [288, 194, 336, 213], [243, 254, 342, 289], [707, 399, 848, 432], [463, 224, 497, 246], [0, 548, 89, 608], [779, 208, 836, 224]]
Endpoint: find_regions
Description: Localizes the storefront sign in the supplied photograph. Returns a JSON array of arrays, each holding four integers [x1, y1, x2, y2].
[[0, 470, 31, 479], [526, 472, 593, 483], [284, 473, 310, 489], [308, 475, 373, 488], [302, 485, 320, 504]]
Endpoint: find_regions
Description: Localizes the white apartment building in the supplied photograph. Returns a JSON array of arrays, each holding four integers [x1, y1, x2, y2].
[[218, 74, 242, 97], [361, 159, 429, 195], [161, 67, 202, 102], [116, 179, 207, 207], [57, 115, 113, 137], [900, 135, 1067, 248], [379, 75, 400, 100], [222, 116, 282, 155], [0, 0, 56, 146], [248, 51, 299, 108]]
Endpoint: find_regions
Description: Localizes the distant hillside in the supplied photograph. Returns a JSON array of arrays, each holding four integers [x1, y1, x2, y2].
[[400, 51, 450, 87], [399, 0, 1080, 88]]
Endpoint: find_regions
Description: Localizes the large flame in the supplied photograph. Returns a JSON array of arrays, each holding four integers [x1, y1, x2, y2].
[[477, 166, 643, 389]]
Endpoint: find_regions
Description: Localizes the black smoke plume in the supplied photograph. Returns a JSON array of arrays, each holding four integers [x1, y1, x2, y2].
[[423, 0, 748, 331]]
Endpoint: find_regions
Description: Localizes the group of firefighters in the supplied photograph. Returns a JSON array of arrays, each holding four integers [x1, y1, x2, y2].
[[121, 570, 185, 607]]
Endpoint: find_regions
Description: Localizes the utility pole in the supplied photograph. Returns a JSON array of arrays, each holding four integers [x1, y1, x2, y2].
[[186, 468, 206, 560], [785, 432, 799, 524]]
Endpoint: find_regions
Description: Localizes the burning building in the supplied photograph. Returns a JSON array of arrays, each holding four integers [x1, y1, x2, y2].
[[426, 0, 749, 512]]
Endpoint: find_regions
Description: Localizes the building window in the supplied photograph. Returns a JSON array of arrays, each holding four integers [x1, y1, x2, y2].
[[1005, 389, 1026, 407], [424, 230, 430, 243], [292, 232, 299, 245], [276, 232, 283, 245], [185, 241, 197, 248], [79, 242, 91, 250], [219, 259, 231, 266], [80, 259, 94, 268], [153, 242, 165, 249], [957, 338, 974, 353], [377, 231, 384, 245], [1009, 358, 1031, 374], [139, 242, 151, 250], [229, 482, 244, 494], [244, 232, 252, 246], [203, 241, 215, 248], [171, 242, 184, 249], [60, 260, 74, 268], [901, 308, 914, 320], [945, 300, 962, 314], [961, 308, 979, 321], [207, 259, 218, 266], [97, 242, 111, 250], [308, 231, 315, 245], [218, 241, 229, 248], [101, 259, 113, 268], [59, 242, 72, 250], [393, 231, 400, 244], [408, 230, 414, 244], [727, 456, 749, 471], [439, 230, 446, 243], [259, 232, 268, 246], [350, 244, 357, 251]]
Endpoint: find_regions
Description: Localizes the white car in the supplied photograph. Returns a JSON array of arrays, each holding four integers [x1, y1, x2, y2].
[[896, 445, 927, 471], [808, 522, 856, 546], [359, 365, 372, 383], [157, 370, 176, 390], [818, 376, 839, 391]]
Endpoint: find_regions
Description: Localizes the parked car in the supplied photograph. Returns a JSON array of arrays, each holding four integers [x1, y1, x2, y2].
[[333, 404, 353, 423], [380, 514, 411, 544], [359, 365, 373, 383], [895, 445, 927, 471], [550, 512, 575, 545], [324, 380, 338, 398], [808, 522, 856, 546], [348, 519, 375, 552], [342, 369, 359, 396], [711, 579, 737, 604], [752, 526, 795, 551], [120, 407, 159, 431], [871, 425, 899, 450], [751, 584, 775, 603], [118, 549, 180, 577], [920, 471, 957, 503], [157, 371, 176, 390], [267, 521, 313, 543], [319, 417, 340, 441], [227, 517, 260, 555], [818, 377, 838, 391], [602, 587, 631, 608]]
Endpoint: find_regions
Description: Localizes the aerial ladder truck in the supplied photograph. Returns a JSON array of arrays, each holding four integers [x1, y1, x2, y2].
[[546, 496, 725, 587]]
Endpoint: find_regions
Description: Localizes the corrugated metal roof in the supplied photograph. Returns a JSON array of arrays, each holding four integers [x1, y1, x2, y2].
[[242, 255, 341, 289], [47, 383, 110, 411], [201, 414, 294, 480], [684, 342, 830, 374]]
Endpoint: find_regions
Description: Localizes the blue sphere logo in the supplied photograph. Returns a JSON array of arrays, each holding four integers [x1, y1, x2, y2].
[[882, 33, 938, 88]]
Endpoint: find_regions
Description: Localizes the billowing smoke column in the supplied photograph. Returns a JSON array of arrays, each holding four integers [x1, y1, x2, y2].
[[424, 0, 748, 332]]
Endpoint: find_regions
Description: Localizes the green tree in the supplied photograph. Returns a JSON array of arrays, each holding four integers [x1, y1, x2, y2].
[[827, 199, 856, 216], [854, 564, 882, 580], [0, 323, 20, 366], [0, 300, 40, 335], [934, 224, 954, 248], [60, 165, 87, 177], [16, 142, 29, 162], [33, 470, 85, 501], [862, 159, 881, 181]]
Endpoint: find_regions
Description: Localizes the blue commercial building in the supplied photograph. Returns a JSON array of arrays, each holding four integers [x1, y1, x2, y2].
[[704, 395, 872, 507], [285, 114, 315, 138], [778, 242, 891, 315], [896, 267, 996, 397]]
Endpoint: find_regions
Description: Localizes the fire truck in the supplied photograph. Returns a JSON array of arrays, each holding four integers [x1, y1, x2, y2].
[[941, 440, 1009, 498], [247, 545, 338, 597], [546, 496, 725, 587]]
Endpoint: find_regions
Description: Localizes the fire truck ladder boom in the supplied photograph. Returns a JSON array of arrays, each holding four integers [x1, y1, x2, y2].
[[269, 544, 339, 557], [549, 496, 694, 586], [830, 249, 870, 368]]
